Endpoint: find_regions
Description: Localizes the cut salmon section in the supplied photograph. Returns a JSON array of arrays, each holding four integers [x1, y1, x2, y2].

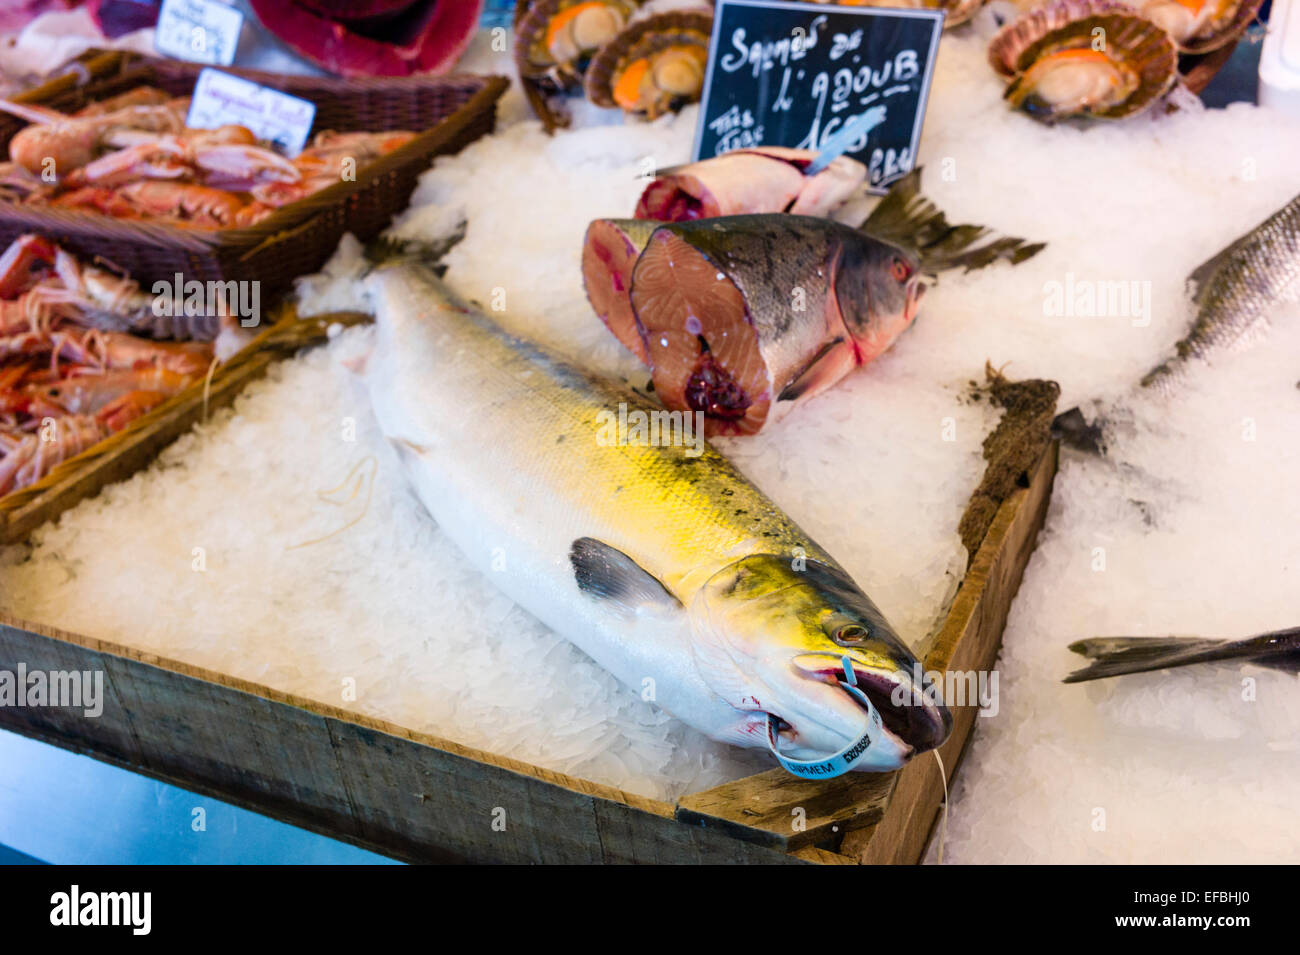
[[629, 216, 924, 436], [581, 218, 659, 362], [632, 229, 770, 435]]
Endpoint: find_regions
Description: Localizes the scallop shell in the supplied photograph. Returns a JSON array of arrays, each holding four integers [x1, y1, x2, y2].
[[807, 0, 986, 29], [988, 0, 1178, 120], [584, 9, 714, 117], [514, 0, 641, 79], [1133, 0, 1262, 54]]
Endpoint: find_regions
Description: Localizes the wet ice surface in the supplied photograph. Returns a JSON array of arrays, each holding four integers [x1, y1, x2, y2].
[[3, 23, 1300, 835]]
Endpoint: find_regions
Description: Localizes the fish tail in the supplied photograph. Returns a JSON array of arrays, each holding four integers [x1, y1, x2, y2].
[[1064, 628, 1300, 683], [860, 168, 1045, 273], [363, 225, 467, 273], [258, 309, 373, 353]]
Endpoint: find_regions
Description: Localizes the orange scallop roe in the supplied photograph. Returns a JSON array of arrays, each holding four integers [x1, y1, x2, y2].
[[545, 2, 609, 52], [613, 58, 650, 109]]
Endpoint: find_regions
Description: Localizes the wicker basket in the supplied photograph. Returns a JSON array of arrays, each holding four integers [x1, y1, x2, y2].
[[0, 50, 508, 297]]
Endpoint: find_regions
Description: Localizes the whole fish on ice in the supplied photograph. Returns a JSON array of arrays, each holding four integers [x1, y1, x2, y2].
[[1143, 191, 1300, 390], [359, 261, 952, 773]]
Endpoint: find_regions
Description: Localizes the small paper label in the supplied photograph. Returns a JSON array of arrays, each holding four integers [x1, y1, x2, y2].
[[187, 68, 317, 156], [154, 0, 245, 67]]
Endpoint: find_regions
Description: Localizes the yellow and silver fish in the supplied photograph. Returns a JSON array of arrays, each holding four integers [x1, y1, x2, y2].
[[359, 262, 952, 775]]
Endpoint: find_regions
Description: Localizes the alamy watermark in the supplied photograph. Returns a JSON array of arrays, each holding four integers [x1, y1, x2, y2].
[[892, 663, 1000, 717], [50, 886, 150, 935], [0, 663, 103, 717], [151, 274, 261, 328], [1043, 273, 1151, 327], [595, 403, 705, 458]]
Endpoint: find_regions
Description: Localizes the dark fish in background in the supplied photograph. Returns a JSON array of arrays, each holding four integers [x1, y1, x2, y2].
[[1143, 192, 1300, 391], [1064, 626, 1300, 683]]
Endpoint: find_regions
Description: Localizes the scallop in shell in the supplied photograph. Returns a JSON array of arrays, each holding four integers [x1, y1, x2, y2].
[[584, 9, 714, 119], [811, 0, 986, 29], [989, 0, 1178, 121], [1131, 0, 1262, 54], [514, 0, 641, 84]]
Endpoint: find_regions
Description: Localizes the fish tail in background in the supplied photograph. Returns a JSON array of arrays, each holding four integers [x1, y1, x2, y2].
[[861, 168, 1046, 273], [1063, 626, 1300, 682], [364, 226, 468, 276]]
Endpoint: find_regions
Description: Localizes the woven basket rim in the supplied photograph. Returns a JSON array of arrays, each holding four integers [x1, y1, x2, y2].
[[0, 49, 509, 250]]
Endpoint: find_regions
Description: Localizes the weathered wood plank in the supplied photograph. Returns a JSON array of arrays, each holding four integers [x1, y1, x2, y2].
[[0, 610, 820, 863], [791, 846, 859, 865], [843, 442, 1059, 865], [0, 619, 141, 768], [676, 767, 895, 851]]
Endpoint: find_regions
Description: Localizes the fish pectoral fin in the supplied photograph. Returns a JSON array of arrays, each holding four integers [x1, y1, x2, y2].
[[778, 337, 845, 402], [570, 537, 683, 617]]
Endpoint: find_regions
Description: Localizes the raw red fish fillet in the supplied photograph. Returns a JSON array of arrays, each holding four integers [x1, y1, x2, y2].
[[581, 218, 659, 362], [246, 0, 483, 77], [635, 147, 866, 222]]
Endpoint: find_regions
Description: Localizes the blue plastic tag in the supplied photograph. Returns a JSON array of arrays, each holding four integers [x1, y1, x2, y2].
[[765, 660, 885, 780]]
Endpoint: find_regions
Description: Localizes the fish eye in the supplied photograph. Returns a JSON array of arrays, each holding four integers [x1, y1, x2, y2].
[[834, 624, 870, 646], [890, 258, 912, 282]]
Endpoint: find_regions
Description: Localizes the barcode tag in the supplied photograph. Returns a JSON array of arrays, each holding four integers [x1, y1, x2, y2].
[[187, 69, 317, 156], [154, 0, 244, 67]]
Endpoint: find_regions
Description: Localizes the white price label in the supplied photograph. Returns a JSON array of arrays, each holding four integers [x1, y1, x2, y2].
[[154, 0, 244, 67], [187, 69, 317, 156]]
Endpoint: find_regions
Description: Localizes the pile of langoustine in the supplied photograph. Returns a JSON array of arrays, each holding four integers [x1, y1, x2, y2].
[[583, 149, 1045, 435], [0, 233, 228, 496], [0, 85, 416, 229]]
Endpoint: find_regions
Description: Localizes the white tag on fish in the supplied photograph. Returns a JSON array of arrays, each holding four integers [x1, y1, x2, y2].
[[765, 656, 885, 780], [187, 69, 317, 157], [154, 0, 244, 67]]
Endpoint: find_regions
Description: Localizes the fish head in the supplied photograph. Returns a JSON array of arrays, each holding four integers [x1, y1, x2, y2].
[[693, 554, 952, 770], [835, 236, 925, 358]]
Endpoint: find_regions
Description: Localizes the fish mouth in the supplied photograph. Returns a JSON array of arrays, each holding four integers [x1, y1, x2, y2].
[[814, 659, 951, 754], [766, 654, 952, 769]]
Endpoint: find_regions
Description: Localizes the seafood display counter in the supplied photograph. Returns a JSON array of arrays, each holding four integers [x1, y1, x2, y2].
[[1, 0, 1296, 869]]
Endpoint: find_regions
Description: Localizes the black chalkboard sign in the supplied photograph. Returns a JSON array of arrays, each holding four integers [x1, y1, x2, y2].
[[692, 0, 944, 193]]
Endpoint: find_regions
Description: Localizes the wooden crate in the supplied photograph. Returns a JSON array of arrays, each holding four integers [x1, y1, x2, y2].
[[0, 393, 1057, 863]]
